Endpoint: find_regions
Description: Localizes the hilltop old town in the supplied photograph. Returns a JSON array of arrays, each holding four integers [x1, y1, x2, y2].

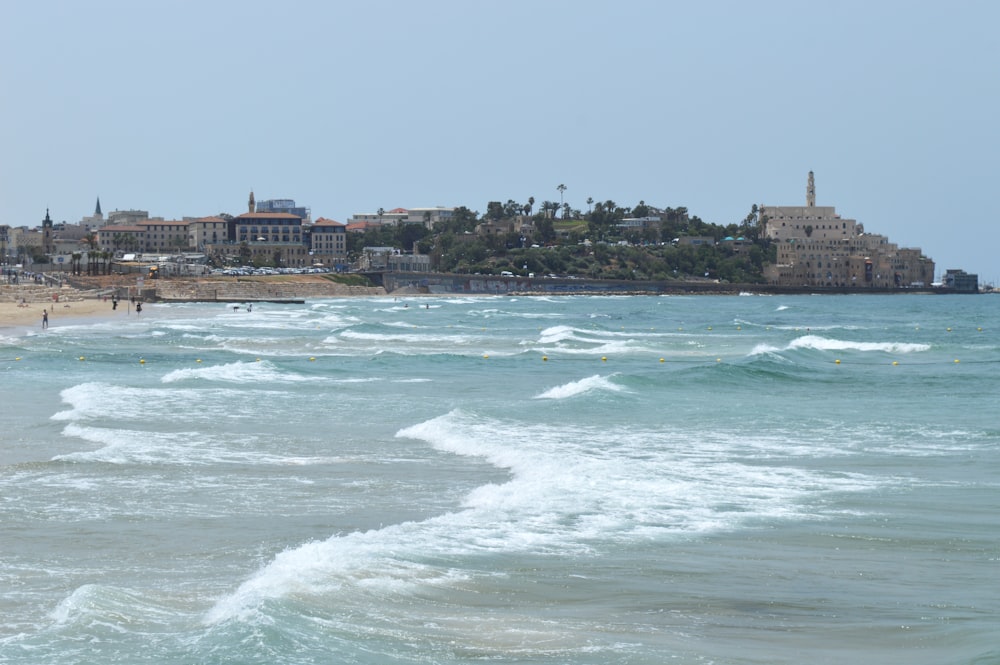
[[0, 173, 982, 297]]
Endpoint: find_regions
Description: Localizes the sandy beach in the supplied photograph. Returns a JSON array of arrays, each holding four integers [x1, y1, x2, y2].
[[0, 298, 118, 331]]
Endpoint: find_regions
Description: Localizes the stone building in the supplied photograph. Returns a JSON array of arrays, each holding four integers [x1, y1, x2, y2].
[[762, 172, 934, 288], [308, 218, 348, 268]]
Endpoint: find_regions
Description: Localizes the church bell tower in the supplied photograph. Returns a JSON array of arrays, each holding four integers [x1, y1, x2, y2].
[[806, 171, 816, 207]]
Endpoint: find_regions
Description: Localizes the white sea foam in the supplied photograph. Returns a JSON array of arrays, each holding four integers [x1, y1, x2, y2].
[[161, 360, 321, 384], [788, 334, 930, 354], [535, 374, 623, 399], [207, 409, 881, 623], [338, 330, 474, 345], [55, 423, 210, 465], [53, 382, 221, 421]]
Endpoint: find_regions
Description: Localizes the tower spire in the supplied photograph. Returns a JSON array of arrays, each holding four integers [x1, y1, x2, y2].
[[95, 196, 102, 217], [806, 171, 816, 207], [248, 189, 255, 214]]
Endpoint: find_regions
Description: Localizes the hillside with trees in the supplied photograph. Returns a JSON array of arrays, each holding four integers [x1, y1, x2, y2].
[[347, 197, 775, 283]]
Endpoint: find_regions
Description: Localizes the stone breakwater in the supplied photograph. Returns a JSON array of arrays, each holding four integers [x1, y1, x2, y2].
[[150, 277, 386, 302], [0, 283, 86, 304]]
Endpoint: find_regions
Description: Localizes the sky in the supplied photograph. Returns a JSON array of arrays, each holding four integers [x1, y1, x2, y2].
[[2, 0, 997, 281]]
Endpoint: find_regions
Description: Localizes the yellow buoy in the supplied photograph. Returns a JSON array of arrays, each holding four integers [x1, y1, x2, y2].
[[601, 356, 607, 362], [947, 328, 952, 332], [978, 327, 983, 332], [716, 358, 722, 363], [14, 357, 21, 361], [79, 356, 85, 361], [835, 359, 841, 364], [954, 359, 960, 364], [483, 354, 489, 359], [659, 358, 665, 363], [139, 359, 145, 364], [196, 359, 202, 363], [892, 361, 899, 366], [707, 326, 713, 331], [736, 326, 742, 330], [542, 356, 548, 362], [256, 358, 261, 362]]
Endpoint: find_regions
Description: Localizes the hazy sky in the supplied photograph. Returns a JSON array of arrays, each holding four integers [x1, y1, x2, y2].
[[2, 0, 997, 281]]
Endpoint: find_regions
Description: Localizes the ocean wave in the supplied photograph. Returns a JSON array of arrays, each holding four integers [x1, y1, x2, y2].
[[789, 334, 930, 354], [161, 360, 322, 384], [338, 329, 475, 345], [53, 382, 249, 422], [206, 410, 883, 623], [535, 374, 624, 399], [749, 334, 930, 356]]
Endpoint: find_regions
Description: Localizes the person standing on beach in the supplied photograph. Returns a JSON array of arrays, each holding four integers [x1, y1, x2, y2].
[[42, 309, 48, 329]]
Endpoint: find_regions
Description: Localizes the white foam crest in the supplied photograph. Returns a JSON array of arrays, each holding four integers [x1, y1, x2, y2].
[[338, 330, 474, 345], [789, 334, 930, 354], [50, 584, 177, 628], [535, 374, 624, 400], [161, 360, 319, 384], [537, 325, 578, 344], [748, 342, 784, 356], [209, 410, 884, 623], [55, 423, 218, 465], [54, 382, 261, 424], [535, 339, 644, 356], [53, 382, 131, 421], [205, 528, 465, 625], [54, 423, 322, 466]]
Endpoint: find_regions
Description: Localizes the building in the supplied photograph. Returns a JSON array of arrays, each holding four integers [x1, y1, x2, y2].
[[308, 218, 347, 268], [188, 216, 230, 252], [406, 207, 455, 229], [256, 198, 311, 222], [347, 208, 409, 226], [346, 207, 455, 229], [942, 269, 979, 293], [231, 212, 303, 244], [79, 197, 105, 229], [6, 226, 44, 263], [136, 219, 192, 253], [762, 172, 935, 288], [97, 224, 145, 253], [388, 252, 431, 272], [107, 209, 150, 226], [42, 209, 54, 255]]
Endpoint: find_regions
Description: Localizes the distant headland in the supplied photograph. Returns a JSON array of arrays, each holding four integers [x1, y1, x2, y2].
[[0, 173, 981, 295]]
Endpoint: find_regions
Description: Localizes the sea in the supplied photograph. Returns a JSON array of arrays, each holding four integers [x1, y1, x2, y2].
[[1, 293, 997, 665]]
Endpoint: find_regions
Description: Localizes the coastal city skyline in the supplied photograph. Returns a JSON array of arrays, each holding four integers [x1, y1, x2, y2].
[[2, 1, 997, 280]]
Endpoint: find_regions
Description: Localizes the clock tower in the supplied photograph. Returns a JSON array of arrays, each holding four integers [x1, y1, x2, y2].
[[42, 208, 54, 255]]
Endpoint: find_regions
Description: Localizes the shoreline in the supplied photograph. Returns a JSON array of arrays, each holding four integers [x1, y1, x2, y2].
[[0, 298, 123, 331]]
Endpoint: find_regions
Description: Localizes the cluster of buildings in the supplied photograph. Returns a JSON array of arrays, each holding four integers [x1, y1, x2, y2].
[[0, 193, 458, 273], [762, 172, 976, 291]]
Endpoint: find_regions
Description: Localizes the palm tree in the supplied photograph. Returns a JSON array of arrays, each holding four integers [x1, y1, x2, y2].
[[557, 184, 567, 216]]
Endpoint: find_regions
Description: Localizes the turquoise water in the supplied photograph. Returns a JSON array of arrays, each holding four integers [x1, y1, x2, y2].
[[1, 294, 997, 664]]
